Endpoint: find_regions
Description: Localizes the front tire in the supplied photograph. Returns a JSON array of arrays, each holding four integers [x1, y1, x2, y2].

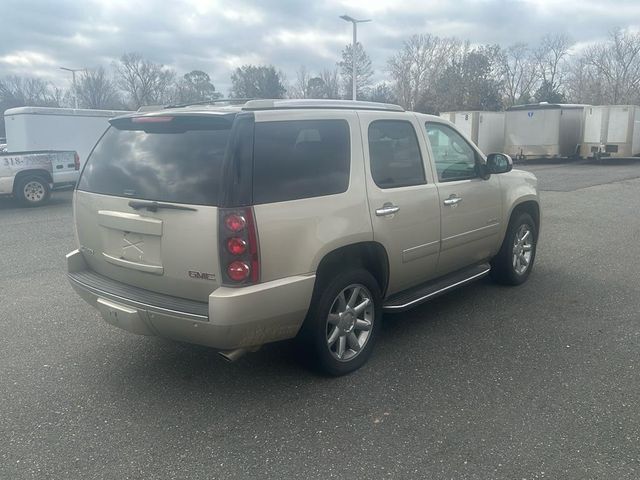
[[296, 269, 382, 376], [15, 175, 51, 207], [491, 212, 537, 285]]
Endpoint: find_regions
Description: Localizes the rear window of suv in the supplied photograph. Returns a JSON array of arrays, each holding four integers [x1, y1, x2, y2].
[[77, 114, 234, 206], [252, 119, 350, 204]]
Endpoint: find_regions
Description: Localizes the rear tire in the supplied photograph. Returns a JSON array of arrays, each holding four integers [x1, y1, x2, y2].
[[15, 175, 51, 207], [491, 212, 537, 286], [296, 269, 382, 376]]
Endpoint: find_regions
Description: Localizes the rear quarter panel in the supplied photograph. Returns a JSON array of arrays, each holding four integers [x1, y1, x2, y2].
[[252, 110, 373, 282]]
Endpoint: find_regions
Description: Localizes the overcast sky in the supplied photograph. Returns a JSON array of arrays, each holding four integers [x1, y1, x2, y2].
[[1, 0, 639, 94]]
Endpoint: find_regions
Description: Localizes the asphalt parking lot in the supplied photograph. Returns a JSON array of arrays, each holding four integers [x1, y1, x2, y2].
[[1, 160, 640, 479]]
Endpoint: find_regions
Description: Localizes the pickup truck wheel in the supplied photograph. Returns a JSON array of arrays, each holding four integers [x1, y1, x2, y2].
[[491, 212, 537, 285], [16, 175, 51, 207], [297, 269, 382, 376]]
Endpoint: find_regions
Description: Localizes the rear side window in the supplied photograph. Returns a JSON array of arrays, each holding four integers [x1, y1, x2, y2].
[[78, 115, 234, 206], [252, 120, 350, 204], [368, 120, 425, 188]]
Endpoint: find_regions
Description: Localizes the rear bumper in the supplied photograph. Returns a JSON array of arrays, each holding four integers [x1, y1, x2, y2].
[[579, 143, 632, 158], [67, 249, 315, 350]]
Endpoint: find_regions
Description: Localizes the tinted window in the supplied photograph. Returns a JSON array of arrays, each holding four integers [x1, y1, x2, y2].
[[368, 120, 425, 188], [78, 115, 233, 206], [425, 122, 480, 182], [252, 120, 350, 204]]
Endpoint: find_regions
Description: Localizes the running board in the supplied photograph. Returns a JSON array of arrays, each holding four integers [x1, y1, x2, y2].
[[383, 263, 491, 312]]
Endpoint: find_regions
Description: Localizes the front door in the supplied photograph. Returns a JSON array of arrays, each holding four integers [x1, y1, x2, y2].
[[422, 121, 502, 275], [358, 112, 441, 296]]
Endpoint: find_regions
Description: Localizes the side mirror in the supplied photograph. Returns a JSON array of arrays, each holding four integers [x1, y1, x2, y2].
[[486, 153, 513, 174]]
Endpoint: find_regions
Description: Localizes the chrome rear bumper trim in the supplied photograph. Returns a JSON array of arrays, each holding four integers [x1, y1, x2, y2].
[[68, 272, 209, 321]]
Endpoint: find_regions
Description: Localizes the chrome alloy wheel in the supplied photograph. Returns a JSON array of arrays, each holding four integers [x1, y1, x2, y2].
[[326, 284, 374, 362], [23, 180, 46, 203], [513, 224, 534, 275]]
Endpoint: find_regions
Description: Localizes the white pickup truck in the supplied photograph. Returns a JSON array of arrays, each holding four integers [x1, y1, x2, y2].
[[0, 150, 79, 206]]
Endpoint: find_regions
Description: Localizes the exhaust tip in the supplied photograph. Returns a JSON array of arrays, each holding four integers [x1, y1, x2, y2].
[[218, 348, 248, 363]]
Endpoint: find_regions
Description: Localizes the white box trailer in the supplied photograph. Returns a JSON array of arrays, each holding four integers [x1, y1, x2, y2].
[[4, 107, 131, 168], [439, 112, 455, 123], [504, 103, 587, 159], [580, 105, 640, 159], [443, 111, 506, 154]]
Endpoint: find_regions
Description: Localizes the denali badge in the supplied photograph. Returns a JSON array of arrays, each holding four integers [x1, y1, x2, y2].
[[188, 270, 216, 281]]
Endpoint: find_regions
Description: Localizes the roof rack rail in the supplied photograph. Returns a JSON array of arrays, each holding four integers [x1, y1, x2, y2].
[[242, 99, 405, 112], [163, 98, 255, 109]]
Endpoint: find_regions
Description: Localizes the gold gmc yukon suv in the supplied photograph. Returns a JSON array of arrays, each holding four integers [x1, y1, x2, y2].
[[67, 99, 540, 375]]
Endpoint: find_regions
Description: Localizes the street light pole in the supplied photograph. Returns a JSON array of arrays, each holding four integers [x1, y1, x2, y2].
[[60, 67, 84, 109], [340, 15, 371, 101]]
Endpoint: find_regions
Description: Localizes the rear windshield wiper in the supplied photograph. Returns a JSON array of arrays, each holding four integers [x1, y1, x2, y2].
[[128, 200, 197, 212]]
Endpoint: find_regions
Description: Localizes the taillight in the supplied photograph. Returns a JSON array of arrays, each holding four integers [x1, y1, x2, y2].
[[224, 214, 246, 232], [226, 237, 247, 256], [227, 261, 250, 281], [74, 152, 80, 170], [219, 207, 260, 286], [131, 116, 174, 123]]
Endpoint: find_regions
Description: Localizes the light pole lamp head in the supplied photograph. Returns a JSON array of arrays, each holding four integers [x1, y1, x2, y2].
[[340, 15, 371, 24]]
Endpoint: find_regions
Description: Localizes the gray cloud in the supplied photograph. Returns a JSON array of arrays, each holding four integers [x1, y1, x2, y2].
[[1, 0, 639, 94]]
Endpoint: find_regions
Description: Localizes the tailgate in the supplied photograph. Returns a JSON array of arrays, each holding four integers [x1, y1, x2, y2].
[[51, 151, 79, 185], [74, 113, 234, 303], [74, 190, 219, 302]]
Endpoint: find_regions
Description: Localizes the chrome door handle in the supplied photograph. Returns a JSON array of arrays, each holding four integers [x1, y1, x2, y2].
[[443, 196, 463, 206], [375, 203, 400, 216]]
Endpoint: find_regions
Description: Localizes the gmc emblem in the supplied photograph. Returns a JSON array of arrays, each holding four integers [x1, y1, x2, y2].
[[188, 270, 216, 281]]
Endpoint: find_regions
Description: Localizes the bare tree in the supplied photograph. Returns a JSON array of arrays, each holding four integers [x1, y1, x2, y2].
[[0, 76, 62, 137], [0, 76, 60, 107], [581, 28, 640, 104], [565, 56, 605, 104], [534, 33, 573, 100], [73, 67, 122, 109], [288, 66, 311, 99], [387, 34, 460, 111], [319, 69, 340, 99], [497, 43, 539, 107], [114, 53, 176, 108]]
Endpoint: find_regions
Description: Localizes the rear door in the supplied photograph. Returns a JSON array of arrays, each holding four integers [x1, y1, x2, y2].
[[422, 120, 502, 275], [75, 113, 234, 302], [584, 107, 605, 144], [358, 112, 441, 295], [607, 106, 631, 144]]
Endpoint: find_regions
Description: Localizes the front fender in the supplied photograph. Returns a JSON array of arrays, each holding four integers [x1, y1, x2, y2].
[[498, 169, 540, 240]]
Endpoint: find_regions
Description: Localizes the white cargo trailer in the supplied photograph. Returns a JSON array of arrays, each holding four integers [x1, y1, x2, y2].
[[580, 105, 640, 159], [504, 103, 587, 160], [439, 112, 455, 123], [441, 111, 505, 154], [4, 107, 131, 168]]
